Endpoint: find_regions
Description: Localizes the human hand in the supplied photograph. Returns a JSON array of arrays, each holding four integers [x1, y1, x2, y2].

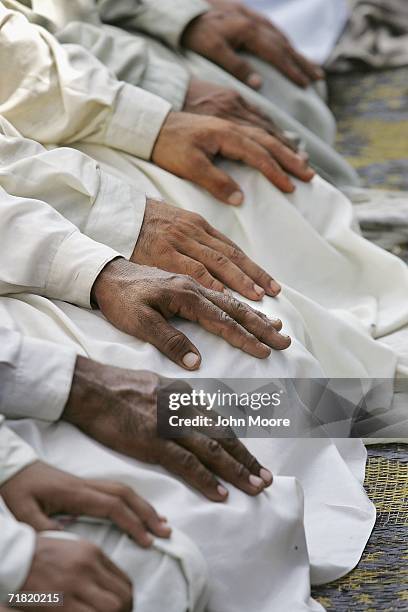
[[91, 258, 291, 370], [63, 358, 274, 502], [131, 198, 281, 300], [0, 461, 171, 548], [152, 111, 314, 204], [182, 0, 324, 88], [20, 536, 133, 612], [184, 78, 299, 151]]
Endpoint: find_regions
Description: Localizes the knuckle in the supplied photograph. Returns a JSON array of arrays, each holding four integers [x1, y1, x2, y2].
[[235, 462, 248, 480], [106, 595, 123, 612], [173, 274, 195, 292], [228, 246, 244, 262], [219, 425, 235, 439], [108, 497, 124, 516], [179, 451, 198, 471], [188, 211, 205, 225], [118, 484, 134, 499], [190, 262, 209, 280], [212, 253, 229, 268], [219, 311, 239, 332], [247, 455, 260, 472], [77, 541, 100, 566], [211, 37, 226, 56], [218, 310, 234, 326], [162, 331, 189, 354], [207, 439, 221, 455]]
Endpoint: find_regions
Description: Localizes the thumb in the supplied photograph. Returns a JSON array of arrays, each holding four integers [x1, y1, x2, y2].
[[26, 501, 62, 532], [214, 41, 262, 89], [141, 311, 202, 371]]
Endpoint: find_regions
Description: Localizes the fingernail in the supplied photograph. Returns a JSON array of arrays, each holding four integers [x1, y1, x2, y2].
[[159, 516, 168, 522], [143, 534, 154, 546], [247, 73, 263, 89], [228, 191, 244, 206], [182, 352, 200, 369], [253, 284, 264, 297], [249, 474, 264, 488], [217, 484, 228, 498], [260, 468, 273, 485], [270, 280, 281, 294]]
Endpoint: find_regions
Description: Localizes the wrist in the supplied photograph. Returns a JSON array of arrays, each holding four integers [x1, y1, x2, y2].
[[91, 257, 126, 309], [62, 356, 106, 429]]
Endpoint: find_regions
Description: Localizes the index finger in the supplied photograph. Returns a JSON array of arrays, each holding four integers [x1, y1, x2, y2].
[[240, 98, 300, 151], [178, 433, 266, 496], [290, 47, 325, 81], [87, 480, 171, 539], [199, 225, 282, 297], [219, 129, 296, 192], [203, 289, 291, 351], [62, 485, 155, 548], [181, 409, 273, 486], [157, 439, 229, 502]]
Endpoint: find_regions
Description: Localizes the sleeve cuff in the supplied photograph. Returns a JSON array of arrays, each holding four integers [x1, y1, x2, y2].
[[0, 421, 38, 485], [105, 82, 171, 160], [45, 230, 120, 309], [0, 331, 76, 423], [141, 54, 190, 111], [85, 170, 146, 258], [138, 0, 210, 48]]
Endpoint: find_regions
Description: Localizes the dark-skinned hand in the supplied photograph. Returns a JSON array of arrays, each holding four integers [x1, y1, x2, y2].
[[184, 78, 300, 151], [182, 0, 324, 89], [0, 461, 171, 548], [63, 358, 274, 502], [91, 258, 291, 371], [132, 198, 281, 300], [152, 111, 314, 204], [19, 536, 133, 612]]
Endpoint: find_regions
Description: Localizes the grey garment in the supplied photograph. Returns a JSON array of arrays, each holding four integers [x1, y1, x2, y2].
[[34, 0, 359, 187], [182, 46, 360, 188], [96, 0, 210, 48], [240, 52, 336, 146], [57, 20, 190, 110], [344, 186, 408, 250], [328, 0, 408, 72]]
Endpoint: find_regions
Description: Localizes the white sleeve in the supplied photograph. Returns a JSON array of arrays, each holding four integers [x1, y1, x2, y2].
[[0, 117, 146, 309], [0, 4, 171, 159], [0, 183, 119, 309], [0, 327, 76, 422], [0, 419, 37, 601], [57, 20, 191, 111], [0, 417, 38, 484], [0, 499, 36, 602], [97, 0, 210, 48]]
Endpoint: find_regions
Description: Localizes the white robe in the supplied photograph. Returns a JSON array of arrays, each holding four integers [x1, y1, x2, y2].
[[0, 117, 406, 610], [0, 330, 208, 611], [0, 5, 406, 610]]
